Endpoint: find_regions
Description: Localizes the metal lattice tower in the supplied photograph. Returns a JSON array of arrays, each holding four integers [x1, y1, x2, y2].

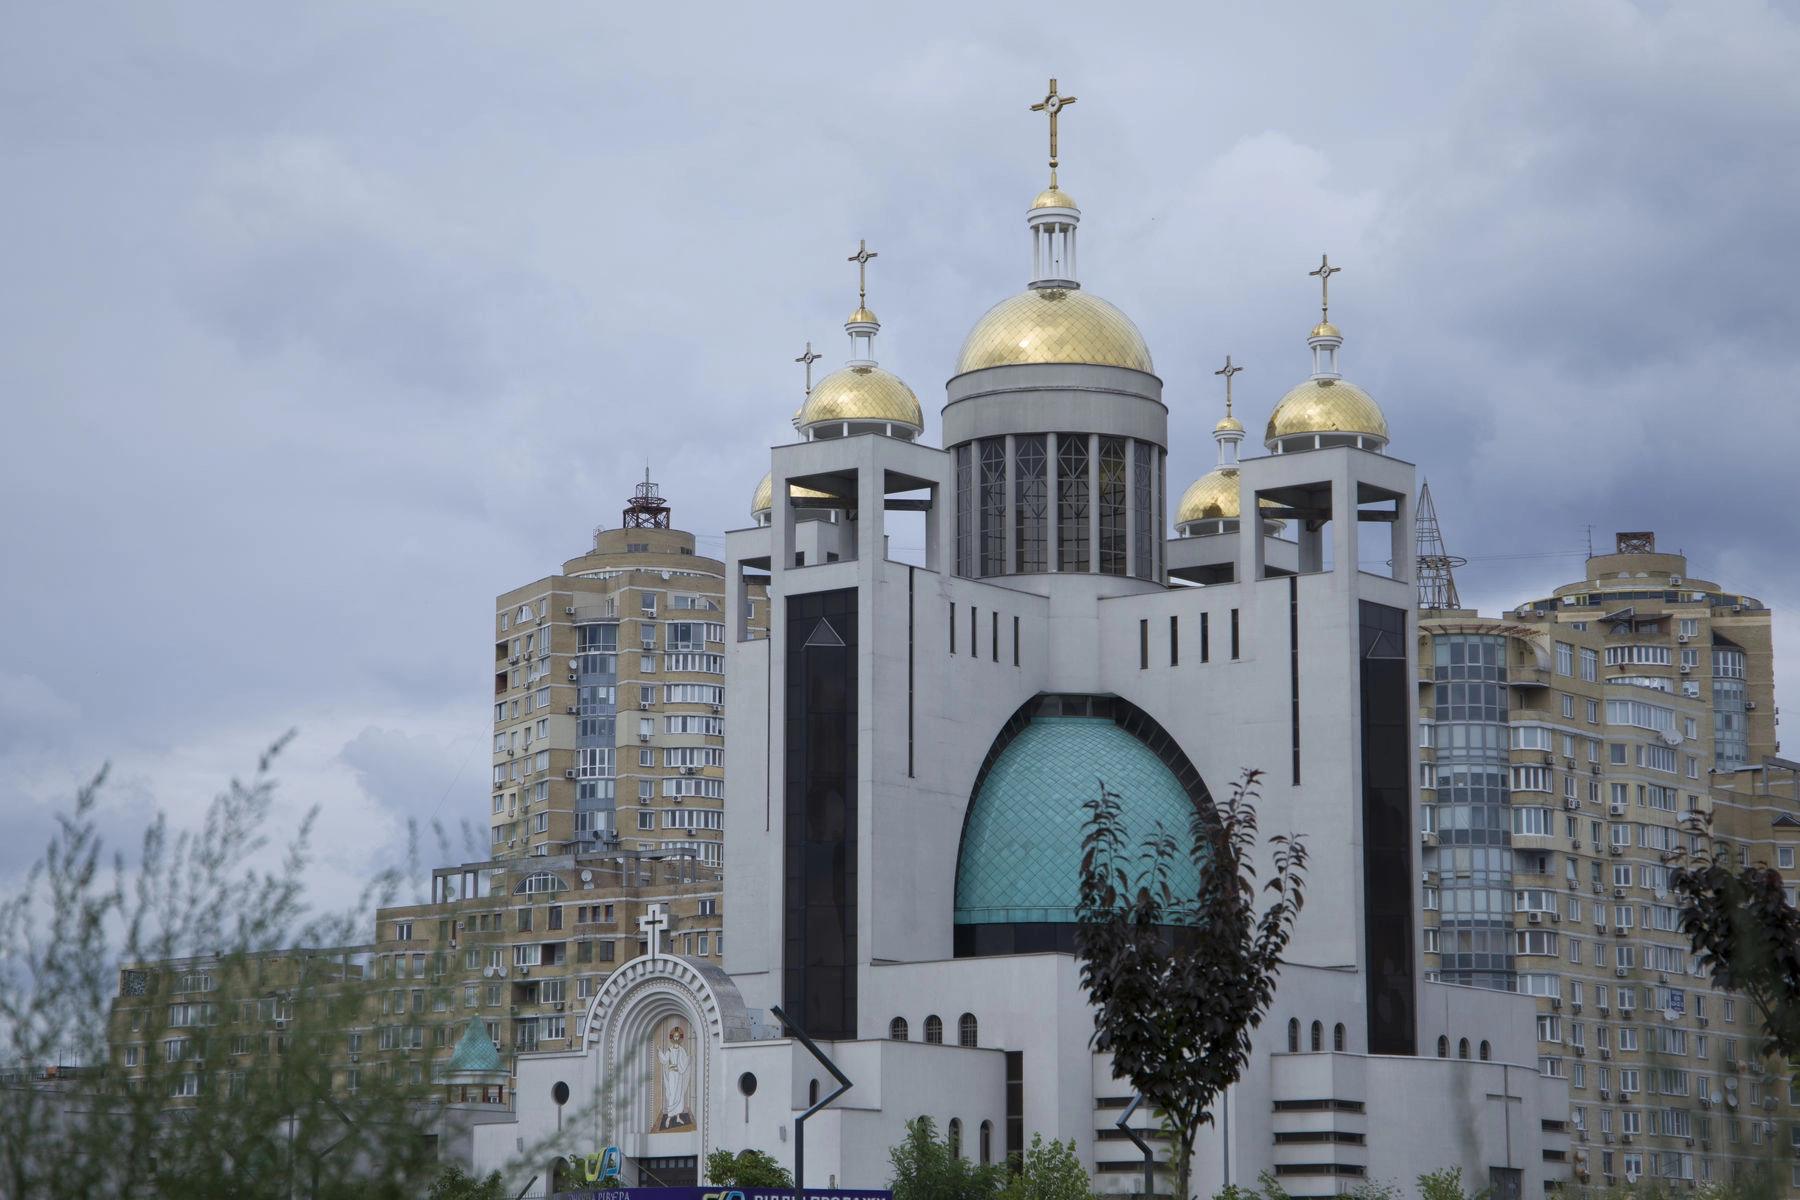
[[1415, 480, 1466, 611], [622, 468, 671, 530]]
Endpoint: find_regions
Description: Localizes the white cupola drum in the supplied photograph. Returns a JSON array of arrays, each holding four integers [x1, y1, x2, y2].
[[1027, 79, 1081, 289]]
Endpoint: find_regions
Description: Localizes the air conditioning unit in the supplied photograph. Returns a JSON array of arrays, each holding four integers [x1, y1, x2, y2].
[[554, 1002, 565, 1012], [1671, 577, 1682, 586], [639, 734, 650, 743], [1529, 911, 1544, 924], [1591, 764, 1601, 774], [1678, 634, 1690, 643], [1621, 1135, 1633, 1145], [1572, 838, 1583, 848], [1610, 802, 1627, 815], [1566, 800, 1581, 812], [564, 770, 577, 779], [507, 749, 515, 757], [275, 1019, 287, 1031], [639, 701, 652, 710], [1614, 887, 1626, 898], [1747, 701, 1758, 710], [1543, 753, 1556, 765], [508, 655, 520, 664], [509, 1005, 519, 1013], [711, 704, 722, 713], [1600, 1047, 1612, 1060], [565, 607, 576, 615], [1551, 913, 1562, 923], [1598, 1005, 1610, 1016], [1700, 1097, 1712, 1109], [1572, 1002, 1583, 1014], [1575, 1046, 1586, 1057], [1551, 997, 1562, 1009], [1613, 927, 1628, 938], [1616, 966, 1630, 977], [1610, 845, 1624, 856], [1697, 1016, 1708, 1026], [567, 672, 579, 681], [1680, 665, 1692, 674], [1593, 882, 1604, 893], [567, 705, 579, 714]]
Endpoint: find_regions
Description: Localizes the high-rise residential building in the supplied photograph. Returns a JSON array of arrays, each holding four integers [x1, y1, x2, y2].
[[1419, 530, 1784, 1189], [488, 477, 760, 864]]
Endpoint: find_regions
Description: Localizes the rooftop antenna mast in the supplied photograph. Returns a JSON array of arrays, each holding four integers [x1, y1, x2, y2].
[[622, 466, 671, 530], [1416, 480, 1466, 611]]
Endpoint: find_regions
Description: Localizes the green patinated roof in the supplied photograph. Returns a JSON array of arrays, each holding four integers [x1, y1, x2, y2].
[[954, 717, 1204, 925], [445, 1015, 505, 1074]]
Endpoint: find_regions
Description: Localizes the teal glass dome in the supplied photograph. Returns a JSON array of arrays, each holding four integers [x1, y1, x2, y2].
[[954, 716, 1204, 929]]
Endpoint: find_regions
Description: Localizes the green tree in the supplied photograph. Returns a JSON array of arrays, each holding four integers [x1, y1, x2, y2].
[[1671, 843, 1800, 1057], [0, 745, 454, 1200], [1416, 1167, 1489, 1200], [706, 1147, 795, 1188], [429, 1164, 507, 1200], [998, 1134, 1096, 1200], [1076, 769, 1307, 1200], [888, 1117, 1007, 1200]]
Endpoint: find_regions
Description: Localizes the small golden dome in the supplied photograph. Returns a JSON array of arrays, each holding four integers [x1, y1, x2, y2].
[[1214, 414, 1244, 433], [1174, 467, 1286, 525], [798, 365, 923, 429], [1310, 321, 1341, 339], [1265, 378, 1388, 444], [751, 472, 836, 517], [848, 306, 879, 326], [1030, 186, 1078, 210], [955, 288, 1154, 375]]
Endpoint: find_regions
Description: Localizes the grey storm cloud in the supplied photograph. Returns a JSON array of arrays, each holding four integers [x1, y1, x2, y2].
[[1, 0, 1795, 899]]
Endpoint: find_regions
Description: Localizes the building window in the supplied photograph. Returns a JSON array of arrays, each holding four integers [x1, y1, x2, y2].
[[1311, 1021, 1322, 1052], [979, 438, 1006, 577], [959, 1013, 978, 1048], [1437, 1035, 1448, 1058], [1556, 642, 1573, 675], [955, 443, 973, 576], [1581, 648, 1597, 682], [1333, 1023, 1345, 1052], [924, 1015, 943, 1044], [1480, 1040, 1490, 1061], [890, 1017, 909, 1041], [1097, 436, 1128, 575], [1056, 433, 1090, 572], [948, 1118, 963, 1159], [1459, 1038, 1470, 1059], [1014, 435, 1048, 573], [979, 1120, 993, 1165], [1288, 1019, 1300, 1052]]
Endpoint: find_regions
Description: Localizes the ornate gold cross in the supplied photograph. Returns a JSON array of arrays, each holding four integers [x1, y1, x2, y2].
[[1309, 254, 1341, 321], [1214, 355, 1243, 416], [795, 341, 823, 395], [1031, 78, 1077, 186], [847, 239, 878, 305]]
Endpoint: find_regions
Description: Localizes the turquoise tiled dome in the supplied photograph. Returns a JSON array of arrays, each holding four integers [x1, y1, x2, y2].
[[954, 717, 1204, 925]]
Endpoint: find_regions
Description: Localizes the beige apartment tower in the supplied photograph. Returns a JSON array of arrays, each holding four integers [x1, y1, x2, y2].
[[1419, 527, 1789, 1190]]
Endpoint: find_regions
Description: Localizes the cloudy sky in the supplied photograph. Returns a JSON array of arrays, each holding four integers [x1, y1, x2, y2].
[[3, 1, 1796, 910]]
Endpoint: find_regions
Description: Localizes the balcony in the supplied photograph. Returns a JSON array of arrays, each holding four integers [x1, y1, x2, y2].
[[1508, 667, 1552, 689]]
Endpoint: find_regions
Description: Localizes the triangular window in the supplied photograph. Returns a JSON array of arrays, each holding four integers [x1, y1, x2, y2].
[[805, 618, 846, 648]]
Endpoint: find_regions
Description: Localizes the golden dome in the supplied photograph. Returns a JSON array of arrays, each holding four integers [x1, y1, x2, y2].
[[955, 288, 1154, 375], [1265, 378, 1388, 444], [1030, 186, 1078, 210], [1213, 414, 1244, 433], [848, 306, 879, 326], [1175, 467, 1286, 525], [751, 472, 836, 517], [1310, 321, 1340, 339], [798, 365, 923, 428]]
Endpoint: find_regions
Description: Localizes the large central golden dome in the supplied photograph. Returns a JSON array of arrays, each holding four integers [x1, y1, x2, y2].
[[798, 365, 923, 428], [955, 288, 1154, 376], [1265, 378, 1388, 444]]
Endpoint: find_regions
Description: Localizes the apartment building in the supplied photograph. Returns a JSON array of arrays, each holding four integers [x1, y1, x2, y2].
[[1420, 531, 1786, 1190]]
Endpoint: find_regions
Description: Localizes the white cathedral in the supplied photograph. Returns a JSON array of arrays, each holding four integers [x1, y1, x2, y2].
[[480, 89, 1571, 1198]]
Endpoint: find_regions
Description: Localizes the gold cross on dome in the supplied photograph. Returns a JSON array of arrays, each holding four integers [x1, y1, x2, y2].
[[795, 341, 823, 395], [1030, 78, 1078, 186], [847, 239, 878, 304], [1309, 254, 1341, 321], [1214, 355, 1243, 415]]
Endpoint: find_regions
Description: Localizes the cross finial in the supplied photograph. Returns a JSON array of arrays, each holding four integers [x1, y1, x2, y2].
[[1309, 254, 1341, 322], [1030, 77, 1078, 187], [637, 903, 669, 961], [847, 239, 878, 305], [1214, 355, 1243, 416], [795, 341, 823, 395]]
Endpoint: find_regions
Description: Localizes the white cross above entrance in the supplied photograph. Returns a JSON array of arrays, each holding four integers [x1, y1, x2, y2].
[[638, 903, 669, 960]]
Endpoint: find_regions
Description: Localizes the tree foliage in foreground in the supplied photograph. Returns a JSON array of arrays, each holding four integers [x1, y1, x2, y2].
[[706, 1147, 795, 1188], [887, 1117, 1008, 1200], [0, 743, 447, 1200], [1671, 843, 1800, 1059], [1076, 768, 1307, 1200]]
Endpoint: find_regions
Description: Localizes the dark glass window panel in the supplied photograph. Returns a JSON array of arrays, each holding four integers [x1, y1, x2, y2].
[[1055, 434, 1089, 573], [1133, 441, 1153, 579], [1359, 600, 1416, 1054], [1013, 435, 1048, 573], [979, 438, 1006, 577], [955, 444, 973, 578], [1098, 436, 1127, 576]]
